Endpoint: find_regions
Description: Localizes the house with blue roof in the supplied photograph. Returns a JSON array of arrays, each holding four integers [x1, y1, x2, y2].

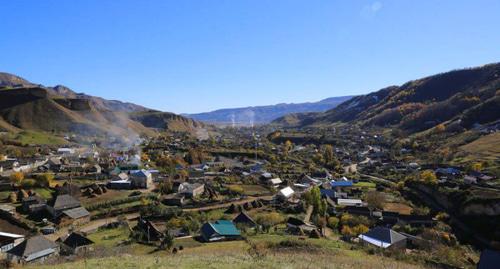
[[201, 220, 241, 242], [330, 180, 354, 188]]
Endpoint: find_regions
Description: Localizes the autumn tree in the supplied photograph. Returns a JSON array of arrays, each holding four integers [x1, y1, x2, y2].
[[434, 123, 446, 133], [283, 140, 293, 158], [322, 145, 341, 171], [341, 225, 354, 239], [365, 191, 386, 210], [10, 172, 24, 185], [352, 224, 369, 236], [420, 170, 438, 185], [468, 162, 483, 172]]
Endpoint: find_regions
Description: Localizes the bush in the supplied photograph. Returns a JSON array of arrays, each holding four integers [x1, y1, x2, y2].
[[327, 217, 339, 229], [35, 173, 54, 187]]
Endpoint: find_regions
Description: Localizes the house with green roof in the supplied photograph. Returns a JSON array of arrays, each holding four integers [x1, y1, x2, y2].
[[201, 220, 241, 242]]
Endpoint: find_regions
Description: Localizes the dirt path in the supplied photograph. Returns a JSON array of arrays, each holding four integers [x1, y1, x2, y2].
[[359, 173, 395, 186], [182, 195, 273, 212], [303, 205, 313, 223]]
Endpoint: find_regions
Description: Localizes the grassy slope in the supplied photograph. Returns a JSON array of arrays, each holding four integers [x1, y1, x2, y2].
[[33, 253, 427, 269], [459, 132, 500, 162], [32, 234, 429, 269], [6, 131, 68, 145]]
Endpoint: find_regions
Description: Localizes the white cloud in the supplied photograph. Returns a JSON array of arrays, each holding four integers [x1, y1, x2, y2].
[[361, 1, 383, 19]]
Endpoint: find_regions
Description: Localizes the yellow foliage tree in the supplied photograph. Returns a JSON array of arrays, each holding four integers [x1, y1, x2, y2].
[[435, 124, 446, 133], [10, 172, 24, 185], [420, 170, 437, 185], [352, 224, 369, 236], [341, 225, 354, 238]]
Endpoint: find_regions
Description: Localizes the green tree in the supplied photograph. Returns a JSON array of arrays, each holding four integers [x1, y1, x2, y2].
[[160, 233, 174, 250], [36, 173, 54, 188]]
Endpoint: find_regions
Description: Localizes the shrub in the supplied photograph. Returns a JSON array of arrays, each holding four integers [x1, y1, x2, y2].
[[327, 217, 339, 229]]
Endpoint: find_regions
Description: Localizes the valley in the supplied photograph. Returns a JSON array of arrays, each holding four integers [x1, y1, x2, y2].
[[0, 64, 498, 269]]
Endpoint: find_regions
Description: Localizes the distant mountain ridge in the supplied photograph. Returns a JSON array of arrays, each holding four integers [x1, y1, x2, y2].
[[0, 72, 203, 139], [184, 96, 354, 125], [273, 63, 500, 132]]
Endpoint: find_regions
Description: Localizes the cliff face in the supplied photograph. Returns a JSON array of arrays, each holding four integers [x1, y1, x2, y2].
[[411, 183, 500, 217]]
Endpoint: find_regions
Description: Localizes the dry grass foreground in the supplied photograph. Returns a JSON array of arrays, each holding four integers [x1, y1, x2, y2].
[[31, 252, 428, 269]]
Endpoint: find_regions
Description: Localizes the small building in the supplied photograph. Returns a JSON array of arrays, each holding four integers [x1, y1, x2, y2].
[[162, 194, 185, 206], [137, 218, 164, 242], [7, 236, 59, 264], [0, 204, 16, 215], [330, 180, 354, 188], [178, 182, 205, 198], [233, 211, 257, 227], [48, 195, 81, 218], [337, 198, 363, 207], [130, 170, 153, 189], [60, 232, 94, 255], [278, 186, 295, 200], [358, 227, 407, 250], [268, 178, 283, 187], [108, 179, 131, 190], [0, 232, 25, 254], [58, 207, 90, 227], [201, 220, 241, 242], [57, 148, 76, 155], [286, 217, 318, 234], [113, 172, 129, 182], [22, 196, 47, 214], [463, 175, 478, 184]]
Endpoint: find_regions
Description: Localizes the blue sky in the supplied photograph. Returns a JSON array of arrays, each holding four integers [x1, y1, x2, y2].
[[1, 0, 499, 113]]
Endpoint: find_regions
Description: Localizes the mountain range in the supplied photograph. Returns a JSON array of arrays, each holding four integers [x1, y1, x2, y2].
[[184, 96, 353, 126], [273, 63, 500, 134], [0, 73, 204, 141]]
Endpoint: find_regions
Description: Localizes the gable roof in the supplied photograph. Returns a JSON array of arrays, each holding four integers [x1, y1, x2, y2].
[[7, 236, 57, 259], [210, 220, 241, 236], [330, 180, 354, 187], [61, 207, 90, 219], [132, 169, 151, 178], [360, 227, 406, 246], [63, 232, 94, 248], [287, 217, 306, 227], [233, 211, 257, 226], [52, 194, 81, 211]]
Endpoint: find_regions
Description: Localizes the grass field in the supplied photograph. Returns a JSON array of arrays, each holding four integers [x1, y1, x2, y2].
[[87, 227, 131, 248], [7, 131, 67, 145], [459, 132, 500, 162], [384, 202, 413, 215], [32, 187, 54, 200], [354, 181, 377, 188], [32, 234, 430, 269], [227, 184, 271, 196]]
